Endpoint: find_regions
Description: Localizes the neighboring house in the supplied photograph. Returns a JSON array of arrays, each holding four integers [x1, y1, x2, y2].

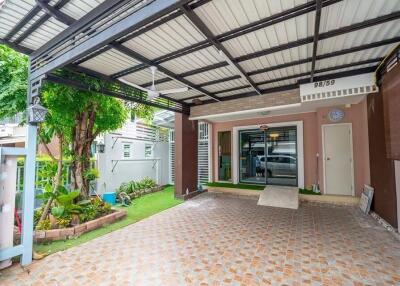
[[0, 114, 60, 157], [95, 117, 170, 194], [95, 111, 211, 194]]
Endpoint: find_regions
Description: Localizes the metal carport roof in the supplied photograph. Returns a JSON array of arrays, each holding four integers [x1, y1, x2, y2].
[[1, 0, 399, 112]]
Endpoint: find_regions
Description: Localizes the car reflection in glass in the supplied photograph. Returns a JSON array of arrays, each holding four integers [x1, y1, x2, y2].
[[256, 155, 297, 178]]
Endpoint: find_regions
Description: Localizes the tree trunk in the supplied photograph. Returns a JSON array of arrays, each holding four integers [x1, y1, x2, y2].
[[37, 134, 63, 225], [70, 104, 98, 198]]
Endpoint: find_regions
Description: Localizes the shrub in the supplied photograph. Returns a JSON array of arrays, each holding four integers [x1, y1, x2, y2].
[[36, 219, 51, 230]]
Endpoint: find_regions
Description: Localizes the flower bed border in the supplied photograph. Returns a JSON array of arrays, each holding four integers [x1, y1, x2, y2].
[[32, 209, 126, 243]]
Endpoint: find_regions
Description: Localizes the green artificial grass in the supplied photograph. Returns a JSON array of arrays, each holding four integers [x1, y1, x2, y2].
[[206, 182, 321, 195], [34, 186, 182, 256], [299, 188, 321, 195], [206, 182, 265, 190]]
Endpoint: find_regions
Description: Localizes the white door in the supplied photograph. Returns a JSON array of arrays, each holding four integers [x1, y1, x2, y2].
[[323, 124, 354, 196]]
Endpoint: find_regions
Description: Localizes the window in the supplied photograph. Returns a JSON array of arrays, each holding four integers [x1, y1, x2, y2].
[[123, 144, 132, 158], [145, 144, 153, 158]]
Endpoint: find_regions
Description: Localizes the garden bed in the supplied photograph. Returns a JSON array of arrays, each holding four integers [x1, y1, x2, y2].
[[15, 209, 126, 243]]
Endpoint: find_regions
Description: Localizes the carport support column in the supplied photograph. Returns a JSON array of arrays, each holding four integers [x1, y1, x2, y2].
[[174, 113, 198, 199]]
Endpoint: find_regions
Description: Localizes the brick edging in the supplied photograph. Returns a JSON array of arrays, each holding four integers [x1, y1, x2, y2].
[[32, 210, 126, 243]]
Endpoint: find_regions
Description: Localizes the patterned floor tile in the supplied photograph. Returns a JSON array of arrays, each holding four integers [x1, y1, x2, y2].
[[1, 193, 400, 286]]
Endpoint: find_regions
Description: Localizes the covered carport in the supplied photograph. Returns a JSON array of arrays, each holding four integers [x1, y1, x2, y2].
[[0, 0, 399, 266]]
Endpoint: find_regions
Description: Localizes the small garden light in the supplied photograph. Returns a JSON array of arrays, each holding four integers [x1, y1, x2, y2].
[[96, 142, 105, 153], [27, 97, 48, 124]]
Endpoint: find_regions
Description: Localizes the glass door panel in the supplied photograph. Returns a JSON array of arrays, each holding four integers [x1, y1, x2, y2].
[[239, 130, 266, 184], [218, 131, 231, 181], [265, 127, 297, 186]]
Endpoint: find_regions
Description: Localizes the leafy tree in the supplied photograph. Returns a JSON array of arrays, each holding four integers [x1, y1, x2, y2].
[[0, 45, 28, 119], [0, 45, 155, 200]]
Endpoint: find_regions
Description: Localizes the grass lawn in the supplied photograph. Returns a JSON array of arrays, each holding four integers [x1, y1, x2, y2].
[[34, 186, 182, 256], [206, 182, 321, 195], [206, 182, 265, 190]]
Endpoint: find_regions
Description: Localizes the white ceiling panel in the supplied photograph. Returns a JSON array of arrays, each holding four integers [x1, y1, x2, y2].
[[320, 0, 400, 34], [194, 0, 310, 36], [183, 65, 240, 85], [238, 44, 312, 74], [216, 87, 255, 98], [0, 0, 35, 39], [221, 12, 314, 59], [79, 49, 142, 76], [203, 78, 249, 93], [160, 46, 223, 75], [60, 0, 104, 20], [120, 68, 167, 86], [122, 15, 206, 60]]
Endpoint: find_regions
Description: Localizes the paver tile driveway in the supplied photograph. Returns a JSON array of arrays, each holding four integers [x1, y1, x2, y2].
[[1, 193, 400, 286]]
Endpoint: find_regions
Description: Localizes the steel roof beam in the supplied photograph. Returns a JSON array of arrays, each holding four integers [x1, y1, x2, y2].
[[29, 0, 194, 79], [14, 0, 72, 45], [181, 4, 261, 95], [36, 0, 76, 26], [142, 36, 399, 90], [310, 0, 322, 82], [206, 58, 382, 96], [3, 5, 42, 41], [297, 65, 378, 84], [197, 64, 378, 105], [0, 39, 33, 54], [73, 0, 212, 70], [113, 0, 341, 80], [115, 3, 398, 87], [236, 10, 400, 63], [247, 37, 400, 76], [46, 73, 188, 114], [110, 43, 221, 102]]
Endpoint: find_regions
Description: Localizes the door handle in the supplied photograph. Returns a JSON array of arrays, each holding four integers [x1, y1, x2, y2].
[[326, 157, 330, 161]]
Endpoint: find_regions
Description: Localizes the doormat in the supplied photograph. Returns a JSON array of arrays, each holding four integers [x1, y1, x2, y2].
[[257, 186, 299, 209]]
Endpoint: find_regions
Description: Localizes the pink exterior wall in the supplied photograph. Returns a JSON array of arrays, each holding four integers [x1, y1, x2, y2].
[[211, 98, 370, 196]]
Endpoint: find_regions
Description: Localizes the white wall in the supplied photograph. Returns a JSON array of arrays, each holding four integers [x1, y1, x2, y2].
[[96, 121, 170, 194]]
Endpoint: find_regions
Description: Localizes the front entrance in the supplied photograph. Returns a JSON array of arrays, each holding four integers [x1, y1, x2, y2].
[[239, 127, 297, 186], [322, 124, 354, 196]]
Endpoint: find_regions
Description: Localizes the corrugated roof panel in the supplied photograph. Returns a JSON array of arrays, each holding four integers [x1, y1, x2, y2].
[[0, 0, 35, 38], [194, 0, 310, 36], [150, 80, 186, 91], [79, 49, 142, 76], [183, 65, 239, 85], [167, 90, 203, 101], [320, 0, 400, 34], [216, 87, 255, 98], [59, 0, 104, 20], [119, 68, 167, 86], [8, 10, 47, 42], [249, 63, 309, 84], [221, 12, 314, 59], [160, 46, 223, 75], [238, 44, 312, 75], [203, 78, 249, 93], [316, 45, 394, 70], [20, 17, 68, 50], [318, 20, 400, 56], [314, 63, 377, 77], [122, 14, 206, 60]]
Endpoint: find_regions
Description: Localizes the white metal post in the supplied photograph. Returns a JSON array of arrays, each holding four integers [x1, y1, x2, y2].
[[20, 124, 37, 265]]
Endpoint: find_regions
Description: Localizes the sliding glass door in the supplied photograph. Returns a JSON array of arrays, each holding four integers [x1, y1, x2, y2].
[[239, 130, 265, 184], [265, 127, 297, 186], [239, 126, 297, 186]]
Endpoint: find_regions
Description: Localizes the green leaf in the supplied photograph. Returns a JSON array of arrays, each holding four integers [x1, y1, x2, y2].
[[51, 206, 65, 218]]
